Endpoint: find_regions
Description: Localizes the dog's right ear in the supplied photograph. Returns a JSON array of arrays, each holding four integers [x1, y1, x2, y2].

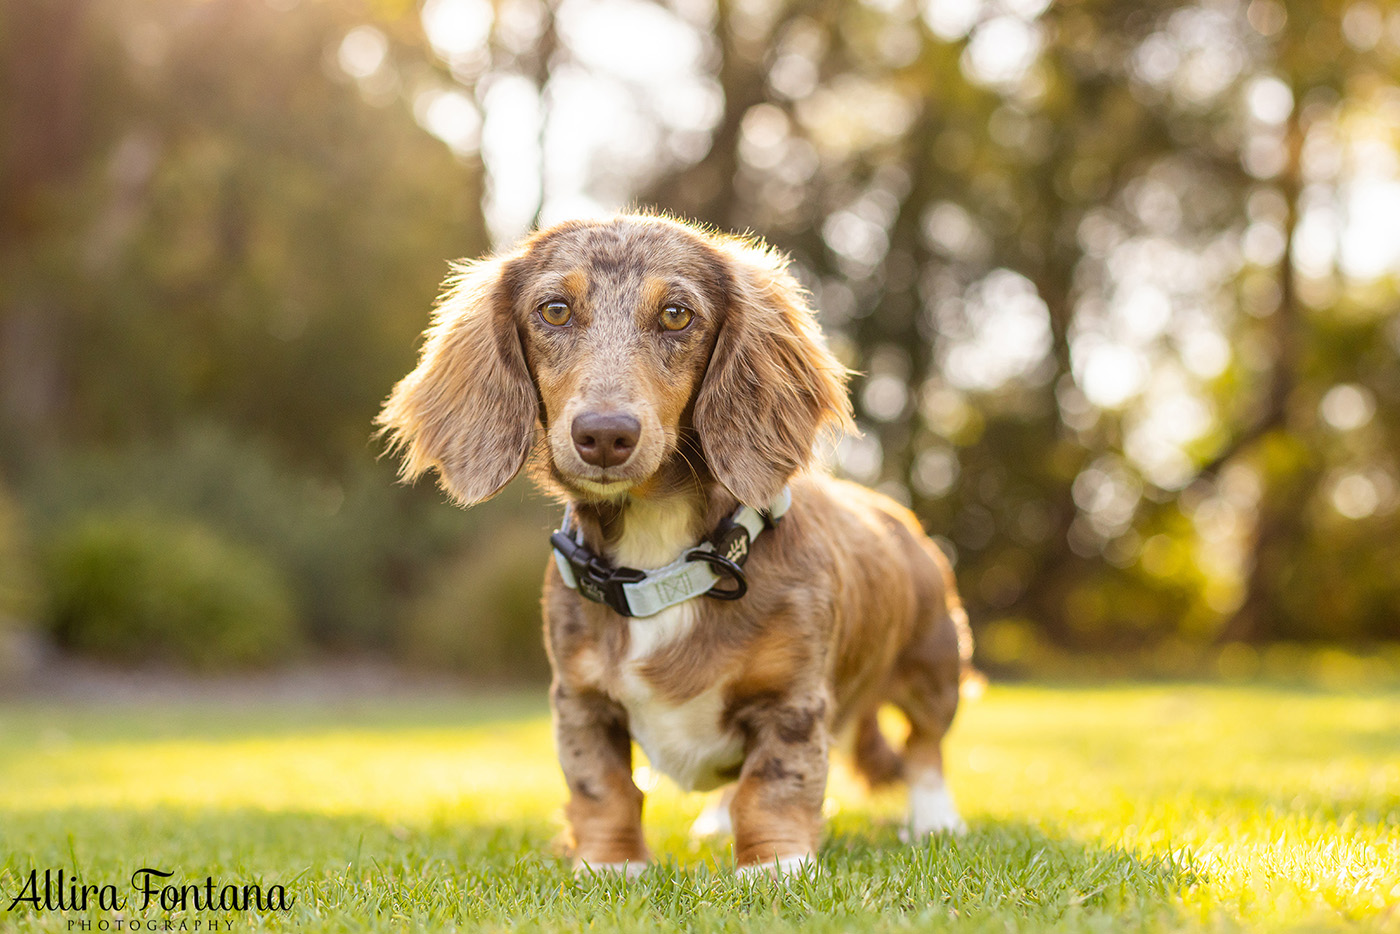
[[376, 254, 536, 506]]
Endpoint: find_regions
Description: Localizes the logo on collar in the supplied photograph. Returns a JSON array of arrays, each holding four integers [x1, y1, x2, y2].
[[715, 524, 750, 564]]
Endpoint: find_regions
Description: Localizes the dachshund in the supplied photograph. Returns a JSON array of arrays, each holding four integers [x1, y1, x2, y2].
[[378, 213, 973, 875]]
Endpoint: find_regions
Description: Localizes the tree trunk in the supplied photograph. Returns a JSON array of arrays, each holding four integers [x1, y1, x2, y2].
[[1218, 89, 1308, 644]]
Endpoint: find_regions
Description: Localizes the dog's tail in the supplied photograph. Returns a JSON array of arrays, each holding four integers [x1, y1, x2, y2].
[[952, 601, 987, 700], [852, 712, 905, 788]]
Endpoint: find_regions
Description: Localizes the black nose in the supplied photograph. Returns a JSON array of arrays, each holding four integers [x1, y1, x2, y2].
[[571, 412, 641, 468]]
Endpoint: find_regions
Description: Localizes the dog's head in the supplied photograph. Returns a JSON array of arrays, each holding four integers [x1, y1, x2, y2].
[[377, 214, 852, 509]]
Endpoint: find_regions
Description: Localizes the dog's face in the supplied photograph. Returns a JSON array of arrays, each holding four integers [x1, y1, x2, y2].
[[378, 214, 852, 509], [517, 223, 726, 502]]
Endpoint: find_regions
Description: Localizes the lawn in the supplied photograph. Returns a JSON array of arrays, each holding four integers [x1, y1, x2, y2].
[[0, 682, 1395, 932]]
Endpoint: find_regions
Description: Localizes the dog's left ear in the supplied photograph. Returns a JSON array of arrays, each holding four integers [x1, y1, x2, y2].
[[694, 240, 853, 508], [376, 253, 537, 506]]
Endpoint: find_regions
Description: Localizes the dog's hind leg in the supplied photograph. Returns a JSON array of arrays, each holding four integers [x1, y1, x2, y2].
[[892, 610, 968, 838]]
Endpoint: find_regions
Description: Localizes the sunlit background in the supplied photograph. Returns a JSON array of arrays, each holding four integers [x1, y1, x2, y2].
[[2, 0, 1399, 682]]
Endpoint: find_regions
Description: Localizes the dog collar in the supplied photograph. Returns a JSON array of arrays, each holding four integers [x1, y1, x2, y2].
[[550, 487, 792, 618]]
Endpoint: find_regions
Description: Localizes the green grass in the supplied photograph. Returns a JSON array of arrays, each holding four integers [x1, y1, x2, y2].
[[0, 682, 1396, 932]]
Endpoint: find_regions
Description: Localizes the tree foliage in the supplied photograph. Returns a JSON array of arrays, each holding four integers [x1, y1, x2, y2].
[[2, 0, 1398, 665], [1, 0, 486, 465]]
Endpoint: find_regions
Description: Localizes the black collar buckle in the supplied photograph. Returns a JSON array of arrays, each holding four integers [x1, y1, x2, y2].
[[549, 531, 645, 617]]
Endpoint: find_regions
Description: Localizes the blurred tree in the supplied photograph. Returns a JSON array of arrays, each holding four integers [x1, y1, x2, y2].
[[630, 0, 1400, 651], [0, 0, 488, 469], [1201, 0, 1400, 643], [0, 0, 504, 659], [3, 0, 1397, 663], [634, 0, 1226, 650]]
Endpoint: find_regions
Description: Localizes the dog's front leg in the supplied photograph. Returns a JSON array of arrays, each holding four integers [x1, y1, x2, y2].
[[729, 693, 830, 874], [552, 682, 650, 873]]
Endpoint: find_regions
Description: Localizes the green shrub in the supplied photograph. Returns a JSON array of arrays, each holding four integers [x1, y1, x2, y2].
[[17, 426, 481, 648], [0, 479, 41, 676], [43, 512, 302, 669], [398, 522, 552, 681], [0, 481, 39, 623]]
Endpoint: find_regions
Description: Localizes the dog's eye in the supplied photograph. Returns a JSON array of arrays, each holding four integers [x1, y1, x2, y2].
[[539, 301, 572, 327], [659, 304, 693, 332]]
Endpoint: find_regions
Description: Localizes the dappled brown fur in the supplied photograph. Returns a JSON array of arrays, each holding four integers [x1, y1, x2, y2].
[[378, 213, 973, 872]]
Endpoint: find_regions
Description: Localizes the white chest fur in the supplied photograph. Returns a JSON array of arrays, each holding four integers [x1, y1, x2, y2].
[[606, 498, 745, 793]]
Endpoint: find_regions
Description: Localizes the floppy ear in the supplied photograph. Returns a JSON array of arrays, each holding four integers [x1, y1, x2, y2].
[[376, 255, 537, 506], [694, 240, 853, 508]]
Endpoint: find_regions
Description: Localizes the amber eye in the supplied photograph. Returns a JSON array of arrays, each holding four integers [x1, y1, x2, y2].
[[659, 304, 693, 331], [539, 300, 572, 327]]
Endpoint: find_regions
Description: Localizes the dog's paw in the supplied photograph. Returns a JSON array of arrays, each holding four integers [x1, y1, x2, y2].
[[689, 797, 733, 841], [736, 853, 818, 879], [903, 775, 968, 840], [573, 859, 648, 879]]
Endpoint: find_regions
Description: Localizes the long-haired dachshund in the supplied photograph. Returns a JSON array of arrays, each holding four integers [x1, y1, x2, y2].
[[378, 213, 973, 875]]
